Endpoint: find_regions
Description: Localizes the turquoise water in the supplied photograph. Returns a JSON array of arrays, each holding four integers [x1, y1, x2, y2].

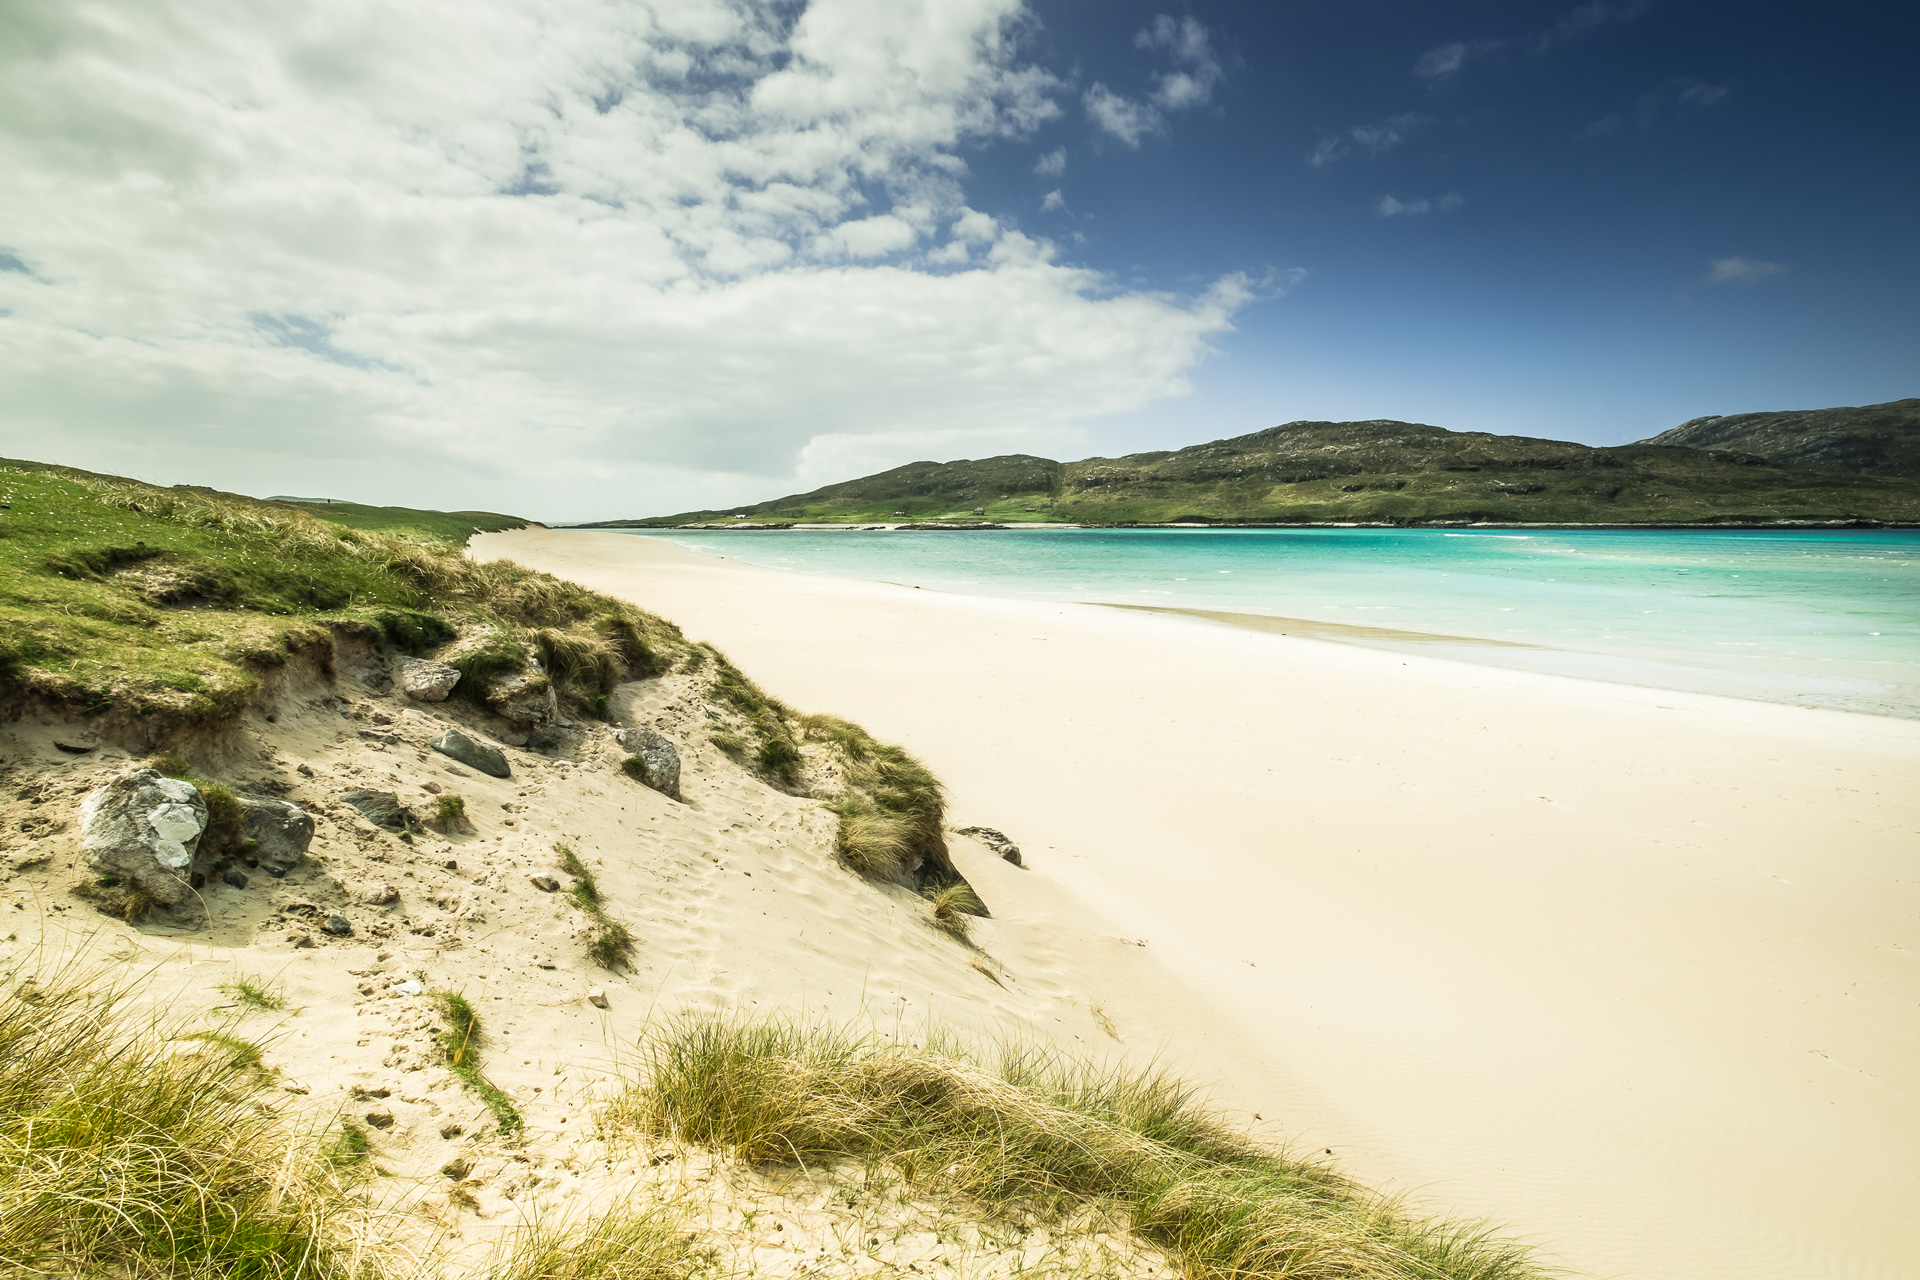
[[629, 528, 1920, 716]]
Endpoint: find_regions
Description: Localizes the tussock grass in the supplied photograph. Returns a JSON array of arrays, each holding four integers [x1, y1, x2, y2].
[[430, 795, 475, 835], [558, 844, 637, 969], [220, 973, 289, 1012], [484, 1204, 705, 1280], [0, 964, 366, 1278], [801, 715, 948, 887], [613, 1017, 1550, 1280], [926, 883, 985, 944], [432, 991, 523, 1137]]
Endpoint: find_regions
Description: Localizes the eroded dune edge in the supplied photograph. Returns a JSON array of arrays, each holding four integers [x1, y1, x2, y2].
[[0, 470, 1547, 1280]]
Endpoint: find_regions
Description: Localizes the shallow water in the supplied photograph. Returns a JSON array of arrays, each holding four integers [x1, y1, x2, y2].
[[626, 527, 1920, 716]]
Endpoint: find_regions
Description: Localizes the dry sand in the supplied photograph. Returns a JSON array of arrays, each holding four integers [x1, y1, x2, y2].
[[473, 527, 1920, 1280]]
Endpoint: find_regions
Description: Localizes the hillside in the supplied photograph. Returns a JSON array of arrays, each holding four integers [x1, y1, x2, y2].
[[1636, 397, 1920, 481], [611, 416, 1920, 527]]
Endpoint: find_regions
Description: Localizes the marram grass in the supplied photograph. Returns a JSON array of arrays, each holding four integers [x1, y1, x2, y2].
[[611, 1016, 1554, 1280], [0, 965, 368, 1280]]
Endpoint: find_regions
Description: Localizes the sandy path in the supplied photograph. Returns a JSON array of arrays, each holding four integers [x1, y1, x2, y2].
[[475, 528, 1920, 1280]]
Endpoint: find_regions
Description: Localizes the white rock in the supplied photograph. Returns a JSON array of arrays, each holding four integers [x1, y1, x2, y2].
[[398, 657, 461, 702], [395, 979, 423, 996], [78, 769, 209, 905], [361, 883, 399, 905]]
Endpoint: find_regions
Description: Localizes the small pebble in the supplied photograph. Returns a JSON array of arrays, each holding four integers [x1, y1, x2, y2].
[[529, 874, 559, 892], [587, 987, 609, 1009], [324, 915, 353, 937]]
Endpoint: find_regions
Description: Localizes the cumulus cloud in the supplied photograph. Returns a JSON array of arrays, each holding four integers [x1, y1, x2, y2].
[[1136, 14, 1223, 110], [1041, 189, 1067, 212], [1083, 14, 1221, 148], [1377, 192, 1464, 217], [1309, 112, 1430, 166], [1034, 146, 1067, 176], [1707, 257, 1786, 285], [0, 0, 1248, 517], [1084, 83, 1160, 147]]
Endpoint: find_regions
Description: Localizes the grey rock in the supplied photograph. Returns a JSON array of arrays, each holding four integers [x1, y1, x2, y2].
[[955, 826, 1022, 867], [617, 729, 681, 801], [237, 794, 314, 874], [430, 729, 511, 779], [361, 882, 399, 905], [529, 874, 559, 892], [324, 914, 353, 937], [222, 870, 249, 890], [78, 768, 208, 906], [587, 986, 609, 1009], [485, 669, 554, 725], [341, 790, 410, 830], [398, 656, 461, 702]]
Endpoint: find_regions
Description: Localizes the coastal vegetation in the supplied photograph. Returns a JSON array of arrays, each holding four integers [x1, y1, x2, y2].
[[614, 1015, 1550, 1280], [603, 408, 1920, 527], [1638, 396, 1920, 481]]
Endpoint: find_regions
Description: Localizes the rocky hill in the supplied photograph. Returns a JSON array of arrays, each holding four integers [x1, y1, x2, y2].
[[616, 415, 1920, 527], [1636, 397, 1920, 481]]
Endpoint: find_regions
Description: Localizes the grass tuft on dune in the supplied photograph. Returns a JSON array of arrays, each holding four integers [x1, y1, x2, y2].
[[612, 1016, 1552, 1280], [0, 965, 366, 1279]]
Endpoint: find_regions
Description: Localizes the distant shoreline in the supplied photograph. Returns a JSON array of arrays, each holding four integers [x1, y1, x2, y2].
[[566, 519, 1920, 531]]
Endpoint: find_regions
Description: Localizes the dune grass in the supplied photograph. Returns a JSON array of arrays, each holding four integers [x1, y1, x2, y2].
[[483, 1205, 706, 1280], [220, 973, 290, 1012], [558, 844, 638, 970], [0, 965, 365, 1279], [431, 991, 524, 1138], [611, 1016, 1551, 1280], [429, 795, 475, 835], [925, 883, 985, 944], [799, 714, 947, 886], [0, 464, 688, 737]]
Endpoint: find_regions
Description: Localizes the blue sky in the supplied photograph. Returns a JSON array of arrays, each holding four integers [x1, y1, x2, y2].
[[0, 0, 1912, 516], [981, 0, 1920, 453]]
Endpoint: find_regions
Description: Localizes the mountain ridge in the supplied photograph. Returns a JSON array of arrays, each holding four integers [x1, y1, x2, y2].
[[596, 403, 1920, 527]]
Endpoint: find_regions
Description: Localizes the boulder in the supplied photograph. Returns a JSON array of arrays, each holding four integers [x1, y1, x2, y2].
[[485, 669, 554, 725], [617, 728, 681, 801], [955, 825, 1022, 867], [341, 789, 410, 830], [78, 769, 208, 906], [237, 795, 314, 876], [429, 729, 511, 778], [398, 657, 461, 702]]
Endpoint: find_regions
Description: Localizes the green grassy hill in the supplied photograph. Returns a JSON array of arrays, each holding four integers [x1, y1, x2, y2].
[[1636, 397, 1920, 481], [267, 498, 528, 544], [604, 417, 1920, 527]]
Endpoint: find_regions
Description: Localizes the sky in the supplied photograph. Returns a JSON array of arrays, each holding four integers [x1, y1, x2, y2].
[[1, 0, 1914, 520]]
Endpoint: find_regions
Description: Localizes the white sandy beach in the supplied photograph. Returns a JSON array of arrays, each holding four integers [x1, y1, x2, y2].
[[475, 527, 1920, 1280]]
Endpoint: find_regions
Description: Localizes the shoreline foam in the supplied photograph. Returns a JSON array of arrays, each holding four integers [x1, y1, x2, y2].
[[473, 526, 1920, 1280]]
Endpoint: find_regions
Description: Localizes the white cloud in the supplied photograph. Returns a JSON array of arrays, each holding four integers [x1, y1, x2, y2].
[[1034, 146, 1066, 176], [1535, 0, 1650, 52], [1707, 257, 1786, 285], [1136, 15, 1223, 110], [1309, 112, 1430, 166], [1585, 78, 1733, 136], [1377, 192, 1464, 217], [1413, 39, 1502, 79], [1041, 189, 1066, 212], [1083, 83, 1160, 147], [0, 0, 1250, 517]]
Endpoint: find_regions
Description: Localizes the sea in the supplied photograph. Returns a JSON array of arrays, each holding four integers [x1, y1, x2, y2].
[[622, 527, 1920, 718]]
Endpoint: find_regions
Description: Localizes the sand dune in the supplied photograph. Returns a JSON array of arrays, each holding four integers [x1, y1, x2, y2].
[[474, 527, 1920, 1280]]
